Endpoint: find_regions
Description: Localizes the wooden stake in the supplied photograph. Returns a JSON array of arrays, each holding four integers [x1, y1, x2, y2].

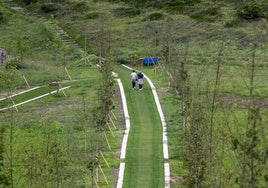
[[98, 163, 109, 185], [59, 84, 67, 96], [110, 110, 117, 120], [108, 114, 117, 130], [93, 177, 99, 188], [22, 75, 30, 88], [10, 97, 18, 112], [65, 67, 72, 80], [103, 131, 111, 150], [100, 150, 110, 168], [107, 122, 115, 137]]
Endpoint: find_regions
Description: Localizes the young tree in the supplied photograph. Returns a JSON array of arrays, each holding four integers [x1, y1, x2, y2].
[[16, 35, 29, 65], [0, 60, 20, 188], [91, 58, 115, 186], [231, 43, 267, 187], [0, 126, 10, 187]]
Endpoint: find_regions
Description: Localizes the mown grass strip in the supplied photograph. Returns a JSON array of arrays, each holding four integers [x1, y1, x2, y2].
[[0, 86, 70, 111], [0, 80, 87, 109], [114, 65, 164, 188], [0, 86, 46, 108]]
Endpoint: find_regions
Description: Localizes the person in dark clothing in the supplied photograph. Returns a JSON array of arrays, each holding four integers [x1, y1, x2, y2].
[[137, 72, 144, 91]]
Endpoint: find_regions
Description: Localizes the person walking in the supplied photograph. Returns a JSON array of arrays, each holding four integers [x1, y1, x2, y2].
[[137, 71, 144, 91], [130, 70, 137, 90]]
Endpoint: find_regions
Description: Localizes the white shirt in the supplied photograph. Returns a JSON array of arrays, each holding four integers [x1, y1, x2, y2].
[[130, 72, 137, 82]]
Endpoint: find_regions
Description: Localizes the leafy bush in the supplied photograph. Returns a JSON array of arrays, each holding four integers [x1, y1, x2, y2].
[[114, 58, 131, 64], [85, 12, 102, 19], [5, 58, 26, 70], [40, 3, 59, 13], [68, 1, 89, 12], [143, 12, 164, 21], [168, 0, 201, 6], [13, 0, 37, 5], [0, 11, 5, 23], [190, 6, 220, 22], [113, 7, 141, 18], [224, 18, 241, 28], [237, 2, 263, 19], [164, 0, 201, 12]]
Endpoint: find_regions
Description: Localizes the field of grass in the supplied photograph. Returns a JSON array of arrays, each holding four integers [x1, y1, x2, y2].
[[140, 62, 268, 187], [0, 60, 123, 187], [1, 0, 268, 187]]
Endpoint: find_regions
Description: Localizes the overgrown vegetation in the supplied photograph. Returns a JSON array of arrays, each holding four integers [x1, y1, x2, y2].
[[237, 1, 265, 20], [1, 0, 268, 187]]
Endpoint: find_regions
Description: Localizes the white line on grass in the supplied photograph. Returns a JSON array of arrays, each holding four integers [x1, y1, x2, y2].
[[117, 162, 125, 188], [0, 86, 40, 101], [121, 64, 170, 188], [0, 86, 70, 111], [116, 79, 130, 159], [116, 78, 130, 188]]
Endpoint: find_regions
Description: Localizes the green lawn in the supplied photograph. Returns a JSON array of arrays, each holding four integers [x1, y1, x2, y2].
[[114, 65, 164, 188]]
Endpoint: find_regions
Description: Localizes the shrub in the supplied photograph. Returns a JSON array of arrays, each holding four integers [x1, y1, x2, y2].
[[0, 11, 5, 23], [13, 0, 37, 5], [22, 0, 37, 5], [5, 58, 26, 70], [113, 7, 141, 18], [114, 58, 131, 64], [224, 18, 241, 27], [165, 0, 201, 12], [237, 2, 263, 19], [143, 12, 164, 21], [40, 3, 59, 13], [69, 1, 89, 12], [85, 12, 102, 19], [190, 6, 220, 22], [169, 0, 201, 6]]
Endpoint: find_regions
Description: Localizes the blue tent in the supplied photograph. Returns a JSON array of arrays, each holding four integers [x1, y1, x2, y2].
[[143, 57, 158, 65]]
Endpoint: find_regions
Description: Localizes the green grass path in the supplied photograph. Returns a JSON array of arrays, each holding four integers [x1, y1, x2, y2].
[[114, 65, 164, 188]]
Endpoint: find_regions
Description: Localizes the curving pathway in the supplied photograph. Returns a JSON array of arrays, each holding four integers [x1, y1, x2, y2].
[[115, 65, 170, 188]]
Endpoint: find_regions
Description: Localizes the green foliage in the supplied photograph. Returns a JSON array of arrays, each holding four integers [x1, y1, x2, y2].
[[0, 11, 5, 23], [231, 107, 267, 187], [237, 1, 263, 20], [114, 57, 131, 64], [224, 18, 241, 27], [143, 12, 165, 21], [0, 126, 10, 187], [170, 0, 201, 6], [19, 0, 38, 5], [85, 11, 102, 19], [190, 6, 220, 22], [92, 60, 115, 131], [68, 1, 89, 13], [113, 7, 141, 18], [6, 59, 25, 70], [164, 0, 201, 11], [1, 0, 268, 187], [0, 60, 20, 91], [40, 3, 59, 13]]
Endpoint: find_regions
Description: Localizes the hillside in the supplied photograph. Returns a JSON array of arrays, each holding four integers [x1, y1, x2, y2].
[[1, 0, 267, 63], [1, 0, 268, 187]]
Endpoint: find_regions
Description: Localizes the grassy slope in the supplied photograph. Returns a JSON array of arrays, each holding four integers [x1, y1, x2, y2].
[[114, 65, 164, 188], [1, 0, 267, 187]]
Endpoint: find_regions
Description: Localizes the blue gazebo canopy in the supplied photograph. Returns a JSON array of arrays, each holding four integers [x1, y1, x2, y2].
[[143, 57, 158, 65]]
